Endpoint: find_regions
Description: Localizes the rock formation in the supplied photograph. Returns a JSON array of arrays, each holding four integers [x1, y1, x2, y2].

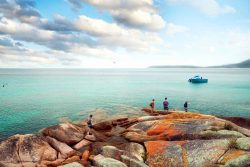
[[0, 108, 249, 167]]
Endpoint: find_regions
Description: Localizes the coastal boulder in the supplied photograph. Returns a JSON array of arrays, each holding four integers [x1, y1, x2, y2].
[[102, 146, 123, 160], [73, 139, 92, 150], [236, 137, 250, 151], [199, 129, 245, 139], [121, 155, 149, 167], [217, 149, 250, 166], [0, 135, 20, 164], [0, 134, 57, 167], [100, 144, 147, 167], [90, 136, 129, 156], [42, 122, 85, 145], [218, 116, 250, 130], [93, 117, 138, 131], [93, 154, 127, 167], [46, 136, 76, 159], [223, 153, 250, 167], [145, 139, 231, 167], [18, 134, 57, 162], [124, 112, 250, 143], [123, 142, 145, 162], [58, 162, 84, 167]]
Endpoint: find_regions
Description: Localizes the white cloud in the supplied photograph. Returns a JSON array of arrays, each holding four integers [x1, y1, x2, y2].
[[74, 16, 122, 36], [0, 17, 55, 42], [0, 14, 165, 67], [80, 0, 155, 10], [111, 9, 165, 31], [78, 0, 166, 31], [167, 0, 236, 16], [0, 0, 41, 23], [74, 15, 163, 52], [166, 23, 189, 35]]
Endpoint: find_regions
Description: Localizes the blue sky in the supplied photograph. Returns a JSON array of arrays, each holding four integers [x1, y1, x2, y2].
[[0, 0, 249, 68]]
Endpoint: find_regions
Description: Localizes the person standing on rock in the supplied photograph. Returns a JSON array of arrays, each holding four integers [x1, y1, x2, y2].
[[87, 115, 93, 128], [163, 97, 169, 111], [184, 101, 188, 112], [150, 99, 155, 111]]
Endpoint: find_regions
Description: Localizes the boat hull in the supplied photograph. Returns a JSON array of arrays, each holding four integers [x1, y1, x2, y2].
[[189, 79, 208, 83]]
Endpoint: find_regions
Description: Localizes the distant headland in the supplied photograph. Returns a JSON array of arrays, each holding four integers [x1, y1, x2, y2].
[[149, 59, 250, 68]]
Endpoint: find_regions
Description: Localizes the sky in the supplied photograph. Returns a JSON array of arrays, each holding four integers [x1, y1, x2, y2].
[[0, 0, 249, 68]]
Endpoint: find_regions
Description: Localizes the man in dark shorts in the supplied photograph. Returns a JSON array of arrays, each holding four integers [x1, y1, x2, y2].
[[87, 115, 93, 128], [184, 101, 188, 112], [163, 97, 169, 111], [150, 99, 155, 109]]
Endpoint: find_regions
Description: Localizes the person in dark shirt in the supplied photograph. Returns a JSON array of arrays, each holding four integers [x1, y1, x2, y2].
[[150, 99, 155, 110], [184, 101, 188, 112], [163, 97, 169, 111], [87, 115, 93, 128]]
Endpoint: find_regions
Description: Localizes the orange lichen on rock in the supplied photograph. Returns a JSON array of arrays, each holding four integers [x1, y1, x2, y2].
[[82, 149, 90, 161], [145, 141, 171, 156], [147, 123, 182, 137], [210, 121, 226, 128], [181, 146, 189, 167], [164, 112, 215, 120], [61, 156, 81, 165], [145, 140, 188, 167], [219, 149, 247, 165], [145, 140, 187, 156], [146, 119, 184, 137]]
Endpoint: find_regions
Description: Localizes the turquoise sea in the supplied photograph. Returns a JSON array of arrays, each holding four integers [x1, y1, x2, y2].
[[0, 68, 250, 140]]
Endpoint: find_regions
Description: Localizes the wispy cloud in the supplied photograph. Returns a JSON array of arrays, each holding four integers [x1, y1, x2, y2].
[[166, 23, 189, 35], [0, 0, 247, 67], [0, 0, 167, 67], [68, 0, 166, 31], [167, 0, 236, 16]]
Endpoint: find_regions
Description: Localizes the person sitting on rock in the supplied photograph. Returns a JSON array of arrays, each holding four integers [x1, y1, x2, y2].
[[184, 101, 188, 112], [163, 97, 169, 111], [150, 99, 155, 110], [87, 115, 93, 128]]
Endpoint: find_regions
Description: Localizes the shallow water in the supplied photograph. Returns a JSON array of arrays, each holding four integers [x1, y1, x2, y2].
[[0, 68, 250, 140]]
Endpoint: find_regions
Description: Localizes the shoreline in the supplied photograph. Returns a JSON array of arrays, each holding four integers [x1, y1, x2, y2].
[[1, 108, 249, 142], [0, 107, 250, 167]]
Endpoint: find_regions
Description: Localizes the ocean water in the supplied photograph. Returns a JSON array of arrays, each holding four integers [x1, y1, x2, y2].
[[0, 68, 250, 140]]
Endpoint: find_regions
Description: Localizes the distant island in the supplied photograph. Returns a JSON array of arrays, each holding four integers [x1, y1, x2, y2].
[[150, 59, 250, 68]]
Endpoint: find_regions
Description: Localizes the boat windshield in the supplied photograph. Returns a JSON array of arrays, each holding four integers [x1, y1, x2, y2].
[[192, 75, 202, 79]]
